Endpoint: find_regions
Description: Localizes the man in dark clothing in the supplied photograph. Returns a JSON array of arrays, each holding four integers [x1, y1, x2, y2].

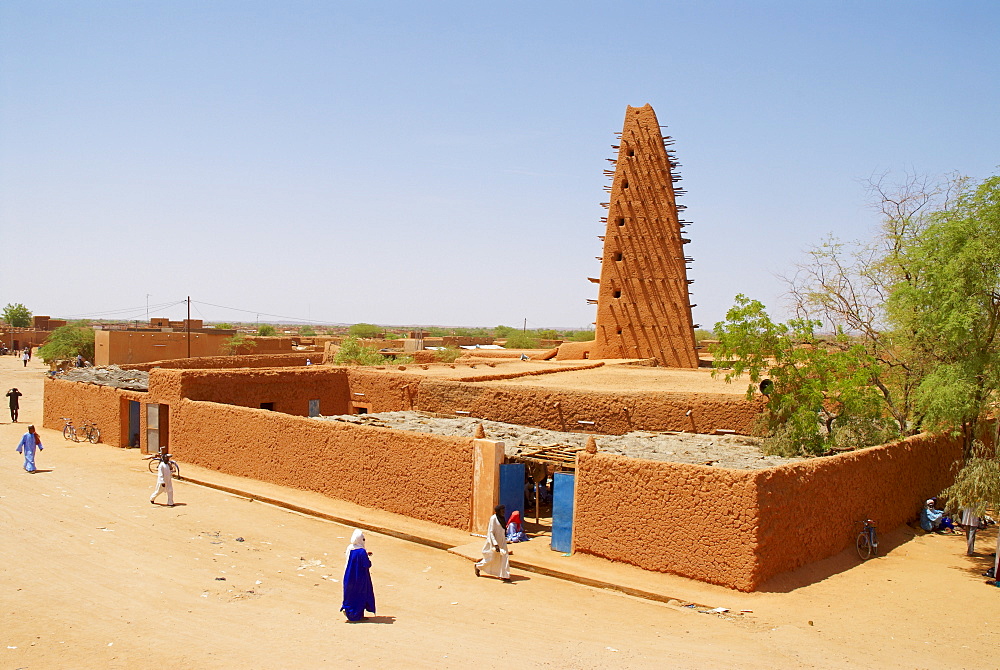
[[7, 388, 22, 422]]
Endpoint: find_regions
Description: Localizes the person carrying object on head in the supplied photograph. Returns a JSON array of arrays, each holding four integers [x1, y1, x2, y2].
[[7, 387, 22, 422]]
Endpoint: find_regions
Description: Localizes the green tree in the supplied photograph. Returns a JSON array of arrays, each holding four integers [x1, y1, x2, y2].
[[214, 322, 233, 330], [569, 330, 596, 342], [694, 328, 714, 343], [712, 295, 897, 456], [494, 325, 516, 338], [37, 325, 95, 363], [299, 326, 317, 337], [257, 324, 277, 336], [333, 336, 391, 365], [886, 175, 1000, 453], [2, 303, 32, 328], [348, 323, 382, 338], [503, 331, 540, 349], [222, 333, 257, 355]]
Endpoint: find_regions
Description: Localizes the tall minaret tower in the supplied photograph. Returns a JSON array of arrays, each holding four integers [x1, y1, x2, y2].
[[591, 104, 699, 368]]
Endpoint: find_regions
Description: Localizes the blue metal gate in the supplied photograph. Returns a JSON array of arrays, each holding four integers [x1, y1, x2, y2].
[[498, 463, 525, 523], [551, 472, 575, 552]]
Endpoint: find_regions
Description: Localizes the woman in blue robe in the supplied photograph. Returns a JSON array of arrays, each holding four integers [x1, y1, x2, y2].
[[341, 529, 376, 622]]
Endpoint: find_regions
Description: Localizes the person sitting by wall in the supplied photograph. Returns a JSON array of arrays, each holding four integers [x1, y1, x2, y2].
[[920, 498, 955, 533], [506, 510, 529, 543]]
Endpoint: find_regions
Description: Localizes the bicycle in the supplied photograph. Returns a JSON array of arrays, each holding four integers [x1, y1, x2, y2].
[[856, 519, 878, 560], [80, 420, 101, 444], [61, 417, 80, 442], [147, 452, 181, 479]]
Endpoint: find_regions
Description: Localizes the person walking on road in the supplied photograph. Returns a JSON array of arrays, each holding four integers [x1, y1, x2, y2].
[[7, 387, 22, 422], [16, 425, 43, 473], [475, 504, 511, 582], [149, 450, 175, 506], [21, 348, 29, 367], [341, 529, 376, 622]]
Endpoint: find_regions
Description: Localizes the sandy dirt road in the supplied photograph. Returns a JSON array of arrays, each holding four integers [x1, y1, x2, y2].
[[2, 353, 999, 669]]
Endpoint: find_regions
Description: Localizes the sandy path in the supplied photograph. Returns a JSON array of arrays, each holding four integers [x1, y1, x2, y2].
[[3, 354, 999, 668]]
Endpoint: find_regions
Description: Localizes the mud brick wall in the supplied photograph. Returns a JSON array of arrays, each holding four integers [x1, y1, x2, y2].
[[344, 369, 424, 412], [574, 452, 761, 590], [42, 378, 146, 447], [170, 399, 475, 529], [412, 380, 762, 435], [752, 432, 964, 584], [122, 353, 316, 371], [148, 368, 351, 417], [575, 433, 966, 591]]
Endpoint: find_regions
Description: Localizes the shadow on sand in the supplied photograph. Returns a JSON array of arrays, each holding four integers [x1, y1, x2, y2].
[[757, 524, 922, 593], [347, 615, 395, 624]]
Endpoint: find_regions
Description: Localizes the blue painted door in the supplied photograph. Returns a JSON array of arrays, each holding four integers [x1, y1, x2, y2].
[[551, 472, 575, 552], [498, 463, 525, 524]]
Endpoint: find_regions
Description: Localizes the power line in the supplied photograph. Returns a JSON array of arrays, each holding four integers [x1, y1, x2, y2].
[[191, 300, 329, 324], [57, 299, 188, 319]]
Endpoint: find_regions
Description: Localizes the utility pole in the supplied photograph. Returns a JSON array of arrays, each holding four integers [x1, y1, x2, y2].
[[186, 296, 191, 358], [523, 318, 527, 334], [146, 294, 151, 324]]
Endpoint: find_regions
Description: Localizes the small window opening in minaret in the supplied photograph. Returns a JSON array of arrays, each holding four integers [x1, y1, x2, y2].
[[622, 180, 629, 189], [614, 252, 623, 261], [616, 328, 623, 335], [627, 149, 635, 157], [616, 218, 625, 226], [613, 290, 622, 298]]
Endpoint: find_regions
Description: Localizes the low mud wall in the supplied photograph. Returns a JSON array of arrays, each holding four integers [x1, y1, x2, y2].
[[43, 378, 146, 447], [412, 380, 761, 435], [122, 353, 316, 371], [149, 367, 351, 417], [171, 399, 475, 529], [752, 432, 964, 584], [575, 432, 965, 591], [575, 452, 760, 590]]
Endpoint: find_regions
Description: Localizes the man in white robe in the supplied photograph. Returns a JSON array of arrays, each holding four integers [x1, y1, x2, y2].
[[475, 504, 511, 581], [149, 450, 175, 506]]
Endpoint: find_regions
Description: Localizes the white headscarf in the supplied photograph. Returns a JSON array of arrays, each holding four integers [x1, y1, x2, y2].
[[345, 529, 366, 563]]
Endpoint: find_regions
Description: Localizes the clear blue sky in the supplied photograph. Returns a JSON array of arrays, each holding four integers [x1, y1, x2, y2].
[[2, 1, 998, 330]]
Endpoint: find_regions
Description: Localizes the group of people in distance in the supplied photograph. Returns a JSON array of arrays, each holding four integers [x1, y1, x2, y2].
[[921, 496, 995, 556]]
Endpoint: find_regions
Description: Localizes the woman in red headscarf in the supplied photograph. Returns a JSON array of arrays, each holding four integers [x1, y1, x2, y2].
[[505, 510, 528, 543]]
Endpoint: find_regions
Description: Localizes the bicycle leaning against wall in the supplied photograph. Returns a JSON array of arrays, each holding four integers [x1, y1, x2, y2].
[[856, 519, 878, 560]]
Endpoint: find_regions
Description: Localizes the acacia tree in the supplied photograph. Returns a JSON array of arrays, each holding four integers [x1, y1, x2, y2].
[[37, 325, 95, 363], [888, 175, 1000, 454], [715, 172, 1000, 457], [2, 303, 32, 327], [222, 333, 257, 355], [712, 295, 897, 456]]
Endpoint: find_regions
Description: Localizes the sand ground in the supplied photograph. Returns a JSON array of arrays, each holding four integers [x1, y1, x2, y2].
[[3, 353, 1000, 669]]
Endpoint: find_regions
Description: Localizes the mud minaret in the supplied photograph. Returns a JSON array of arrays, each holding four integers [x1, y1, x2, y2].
[[591, 104, 699, 367]]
